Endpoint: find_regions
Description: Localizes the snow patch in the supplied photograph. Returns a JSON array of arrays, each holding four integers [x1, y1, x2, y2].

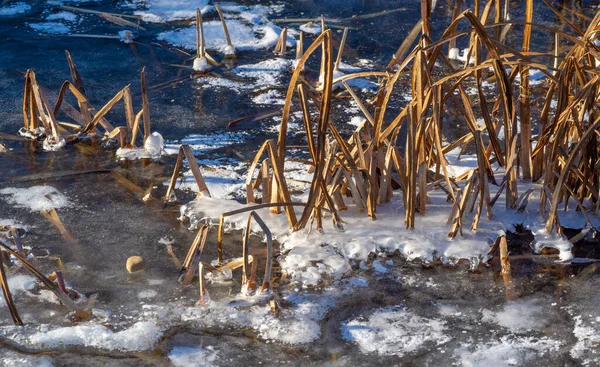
[[341, 306, 450, 356], [0, 186, 72, 212]]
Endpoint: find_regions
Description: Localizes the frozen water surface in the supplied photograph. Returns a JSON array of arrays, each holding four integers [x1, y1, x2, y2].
[[0, 0, 599, 365]]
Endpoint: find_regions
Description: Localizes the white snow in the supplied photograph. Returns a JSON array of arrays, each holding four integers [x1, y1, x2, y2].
[[164, 132, 246, 155], [448, 47, 475, 65], [144, 132, 164, 157], [0, 275, 36, 308], [159, 20, 255, 51], [349, 116, 364, 127], [299, 22, 322, 35], [0, 186, 72, 212], [118, 30, 135, 44], [134, 0, 211, 23], [252, 90, 285, 105], [0, 2, 30, 16], [454, 335, 562, 366], [192, 57, 210, 72], [175, 149, 585, 287], [222, 44, 236, 57], [0, 351, 53, 367], [116, 132, 164, 160], [42, 136, 66, 152], [481, 299, 546, 332], [46, 12, 78, 22], [28, 321, 162, 352], [341, 306, 450, 356], [232, 58, 291, 88], [571, 315, 600, 365], [29, 22, 71, 35], [173, 163, 246, 200]]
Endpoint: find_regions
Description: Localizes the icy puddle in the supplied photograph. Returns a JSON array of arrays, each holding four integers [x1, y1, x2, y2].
[[1, 0, 600, 365]]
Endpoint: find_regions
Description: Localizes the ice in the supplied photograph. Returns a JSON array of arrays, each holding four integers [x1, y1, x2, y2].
[[168, 159, 246, 200], [192, 57, 210, 72], [42, 136, 66, 152], [133, 0, 211, 23], [0, 2, 30, 16], [0, 219, 27, 229], [232, 58, 291, 89], [169, 345, 219, 367], [178, 157, 588, 286], [0, 351, 53, 367], [138, 290, 158, 299], [0, 275, 36, 308], [28, 22, 71, 35], [157, 20, 293, 53], [158, 20, 257, 52], [372, 259, 388, 274], [571, 315, 600, 365], [454, 336, 562, 366], [181, 297, 324, 344], [481, 299, 546, 332], [252, 90, 285, 105], [341, 306, 450, 356], [116, 132, 164, 160], [349, 116, 364, 127], [164, 132, 246, 155], [118, 30, 135, 44], [27, 321, 163, 352], [46, 11, 78, 22], [144, 132, 164, 157], [299, 22, 322, 35], [222, 44, 236, 57], [0, 185, 72, 212], [448, 47, 475, 64]]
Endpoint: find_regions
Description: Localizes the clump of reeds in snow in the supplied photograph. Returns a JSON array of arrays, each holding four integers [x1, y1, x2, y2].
[[19, 51, 161, 158], [215, 0, 600, 241]]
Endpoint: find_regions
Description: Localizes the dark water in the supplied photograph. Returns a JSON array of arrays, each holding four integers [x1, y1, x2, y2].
[[1, 0, 600, 366]]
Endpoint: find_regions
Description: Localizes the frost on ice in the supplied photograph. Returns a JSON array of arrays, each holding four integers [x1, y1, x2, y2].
[[0, 186, 72, 212], [341, 306, 450, 356]]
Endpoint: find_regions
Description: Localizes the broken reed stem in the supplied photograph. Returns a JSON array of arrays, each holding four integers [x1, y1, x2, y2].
[[334, 27, 348, 71], [182, 224, 209, 286], [519, 0, 534, 180], [196, 9, 205, 59], [141, 67, 151, 142], [216, 202, 306, 263], [274, 27, 288, 55], [215, 4, 233, 48], [296, 31, 304, 60], [0, 254, 23, 325], [241, 211, 273, 294], [164, 145, 211, 202]]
